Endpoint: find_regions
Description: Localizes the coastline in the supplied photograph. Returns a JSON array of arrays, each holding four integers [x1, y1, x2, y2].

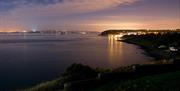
[[119, 40, 159, 60], [119, 37, 175, 61]]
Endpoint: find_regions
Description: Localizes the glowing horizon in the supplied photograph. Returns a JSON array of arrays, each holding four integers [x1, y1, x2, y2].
[[0, 0, 179, 31]]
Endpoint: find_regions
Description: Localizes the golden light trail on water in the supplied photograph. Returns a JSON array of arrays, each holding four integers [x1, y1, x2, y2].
[[108, 35, 123, 66]]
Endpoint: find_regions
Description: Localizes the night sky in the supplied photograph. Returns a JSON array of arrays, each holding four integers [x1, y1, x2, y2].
[[0, 0, 179, 31]]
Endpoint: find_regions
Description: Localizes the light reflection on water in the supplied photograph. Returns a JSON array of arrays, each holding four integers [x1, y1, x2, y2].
[[107, 34, 152, 67], [108, 35, 123, 66]]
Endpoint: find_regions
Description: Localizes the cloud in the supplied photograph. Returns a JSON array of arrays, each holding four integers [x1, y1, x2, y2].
[[0, 0, 138, 11], [8, 0, 139, 17], [1, 0, 179, 31], [0, 0, 139, 30]]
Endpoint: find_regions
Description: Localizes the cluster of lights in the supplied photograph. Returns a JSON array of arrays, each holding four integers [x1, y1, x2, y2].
[[111, 31, 162, 41]]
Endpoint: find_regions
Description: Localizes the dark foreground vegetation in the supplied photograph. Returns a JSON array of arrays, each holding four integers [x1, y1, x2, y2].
[[122, 32, 180, 60], [94, 71, 180, 91], [21, 61, 180, 91]]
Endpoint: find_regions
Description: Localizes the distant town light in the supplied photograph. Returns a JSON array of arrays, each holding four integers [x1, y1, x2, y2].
[[32, 28, 37, 32], [22, 30, 27, 33], [81, 32, 87, 35], [114, 34, 124, 40]]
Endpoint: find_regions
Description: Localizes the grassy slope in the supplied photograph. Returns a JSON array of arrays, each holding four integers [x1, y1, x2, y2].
[[21, 65, 180, 91], [94, 71, 180, 91], [19, 78, 62, 91], [21, 68, 180, 91]]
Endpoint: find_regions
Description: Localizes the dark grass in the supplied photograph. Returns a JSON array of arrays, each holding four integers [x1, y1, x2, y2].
[[94, 71, 180, 91]]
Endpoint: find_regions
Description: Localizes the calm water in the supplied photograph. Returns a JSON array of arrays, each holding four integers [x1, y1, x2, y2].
[[0, 33, 152, 90]]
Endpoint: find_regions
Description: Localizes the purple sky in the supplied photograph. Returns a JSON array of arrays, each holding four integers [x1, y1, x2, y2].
[[0, 0, 179, 31]]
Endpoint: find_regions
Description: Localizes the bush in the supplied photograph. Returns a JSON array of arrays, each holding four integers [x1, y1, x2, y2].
[[62, 63, 97, 82]]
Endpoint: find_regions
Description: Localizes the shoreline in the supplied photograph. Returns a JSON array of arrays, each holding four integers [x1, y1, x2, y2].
[[119, 37, 175, 61], [119, 40, 159, 60]]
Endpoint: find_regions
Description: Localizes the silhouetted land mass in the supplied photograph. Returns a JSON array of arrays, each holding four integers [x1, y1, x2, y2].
[[100, 29, 180, 36], [121, 33, 180, 60]]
